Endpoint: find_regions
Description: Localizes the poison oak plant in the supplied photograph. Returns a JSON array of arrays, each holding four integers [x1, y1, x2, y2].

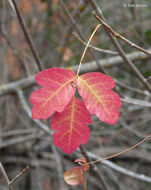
[[30, 24, 121, 154], [30, 68, 121, 153], [29, 24, 121, 188]]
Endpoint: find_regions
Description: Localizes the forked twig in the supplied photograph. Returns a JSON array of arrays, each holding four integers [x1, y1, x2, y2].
[[8, 166, 29, 189], [93, 12, 151, 56], [90, 6, 151, 94]]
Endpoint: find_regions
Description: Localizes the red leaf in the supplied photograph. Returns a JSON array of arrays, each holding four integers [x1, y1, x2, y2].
[[30, 68, 76, 119], [63, 166, 84, 185], [50, 97, 92, 154], [77, 73, 121, 124]]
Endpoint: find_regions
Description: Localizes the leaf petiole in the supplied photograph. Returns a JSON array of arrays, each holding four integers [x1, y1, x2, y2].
[[76, 24, 101, 76]]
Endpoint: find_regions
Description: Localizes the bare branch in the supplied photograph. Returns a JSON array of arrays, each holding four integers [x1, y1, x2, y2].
[[17, 89, 52, 135], [85, 134, 151, 165], [9, 0, 43, 71], [9, 166, 29, 189], [85, 151, 151, 183], [79, 145, 110, 190], [73, 32, 118, 55], [16, 89, 63, 184], [88, 0, 151, 94], [121, 97, 151, 107], [0, 133, 44, 149], [0, 162, 12, 190], [93, 13, 151, 56], [59, 0, 106, 74], [0, 49, 150, 96]]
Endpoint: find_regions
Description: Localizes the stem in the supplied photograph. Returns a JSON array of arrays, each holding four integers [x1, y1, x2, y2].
[[9, 166, 29, 188], [76, 24, 101, 76], [83, 170, 87, 190], [10, 0, 43, 71], [0, 162, 12, 190], [85, 133, 151, 166], [79, 145, 110, 190]]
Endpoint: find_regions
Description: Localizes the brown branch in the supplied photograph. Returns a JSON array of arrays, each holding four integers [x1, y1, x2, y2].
[[0, 49, 150, 97], [92, 146, 151, 163], [8, 166, 29, 189], [1, 0, 30, 76], [9, 0, 43, 71], [84, 151, 151, 183], [16, 89, 64, 184], [93, 13, 151, 56], [121, 97, 151, 107], [59, 0, 106, 74], [0, 162, 12, 190], [85, 133, 151, 165], [73, 32, 118, 55], [0, 133, 44, 149], [88, 0, 151, 94], [56, 0, 88, 66], [0, 163, 29, 190], [79, 145, 110, 190]]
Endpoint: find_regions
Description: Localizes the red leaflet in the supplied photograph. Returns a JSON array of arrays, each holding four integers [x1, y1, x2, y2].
[[77, 73, 121, 124], [30, 68, 76, 119], [50, 97, 92, 154]]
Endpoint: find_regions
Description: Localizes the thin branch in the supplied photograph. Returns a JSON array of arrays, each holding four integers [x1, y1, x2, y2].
[[88, 0, 151, 94], [16, 89, 63, 183], [85, 134, 151, 165], [0, 129, 37, 138], [0, 162, 12, 190], [121, 97, 151, 107], [17, 89, 52, 135], [9, 166, 29, 189], [73, 48, 151, 75], [0, 49, 150, 97], [1, 156, 52, 169], [120, 121, 147, 139], [147, 76, 151, 81], [9, 0, 43, 71], [0, 133, 44, 149], [59, 0, 106, 74], [86, 151, 151, 183], [93, 13, 151, 56], [115, 79, 150, 96], [56, 0, 88, 66], [0, 76, 35, 96], [92, 146, 151, 162], [73, 32, 118, 55], [79, 145, 110, 190], [0, 0, 30, 76], [0, 163, 29, 190]]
